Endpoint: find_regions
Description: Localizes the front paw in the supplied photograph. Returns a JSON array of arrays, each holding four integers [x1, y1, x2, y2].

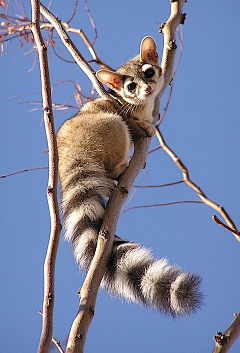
[[135, 121, 156, 137]]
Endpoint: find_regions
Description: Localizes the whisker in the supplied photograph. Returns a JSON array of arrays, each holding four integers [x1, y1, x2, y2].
[[117, 102, 132, 117]]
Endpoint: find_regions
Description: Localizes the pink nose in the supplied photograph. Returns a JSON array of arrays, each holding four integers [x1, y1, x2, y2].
[[145, 85, 152, 94]]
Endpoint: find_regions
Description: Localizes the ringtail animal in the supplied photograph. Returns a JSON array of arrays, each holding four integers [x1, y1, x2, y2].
[[57, 36, 202, 316]]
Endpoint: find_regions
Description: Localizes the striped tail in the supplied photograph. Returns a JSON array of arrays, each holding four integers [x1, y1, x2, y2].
[[61, 163, 202, 316]]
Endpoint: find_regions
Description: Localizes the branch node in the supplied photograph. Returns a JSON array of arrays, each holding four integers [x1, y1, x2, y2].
[[167, 39, 177, 51], [180, 13, 187, 24], [119, 186, 129, 195], [158, 23, 166, 33], [47, 186, 54, 194], [47, 292, 53, 306], [77, 287, 82, 297], [98, 228, 109, 240], [44, 107, 51, 116], [76, 334, 83, 340], [89, 306, 94, 317], [169, 78, 174, 86], [213, 332, 229, 346]]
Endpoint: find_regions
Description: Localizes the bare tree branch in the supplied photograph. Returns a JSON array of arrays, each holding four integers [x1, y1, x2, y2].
[[0, 167, 48, 178], [157, 26, 184, 125], [133, 180, 184, 188], [0, 12, 112, 70], [50, 21, 113, 70], [212, 311, 240, 353], [123, 200, 203, 214], [74, 28, 113, 70], [30, 1, 62, 353], [39, 3, 108, 99], [66, 0, 79, 24], [153, 0, 186, 122], [155, 127, 239, 240]]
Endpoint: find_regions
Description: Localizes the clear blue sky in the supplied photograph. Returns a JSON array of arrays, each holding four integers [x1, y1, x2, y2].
[[1, 1, 240, 352]]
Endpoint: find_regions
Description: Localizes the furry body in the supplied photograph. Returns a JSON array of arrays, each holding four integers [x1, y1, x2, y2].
[[57, 37, 202, 316]]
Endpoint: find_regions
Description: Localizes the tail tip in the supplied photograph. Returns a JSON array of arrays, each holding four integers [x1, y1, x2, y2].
[[170, 272, 203, 316]]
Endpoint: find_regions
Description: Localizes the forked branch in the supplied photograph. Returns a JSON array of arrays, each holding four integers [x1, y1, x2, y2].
[[39, 3, 108, 99], [155, 127, 239, 240], [38, 311, 65, 353]]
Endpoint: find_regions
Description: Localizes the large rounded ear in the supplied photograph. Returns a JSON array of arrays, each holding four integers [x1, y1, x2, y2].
[[140, 36, 159, 65], [96, 69, 123, 90]]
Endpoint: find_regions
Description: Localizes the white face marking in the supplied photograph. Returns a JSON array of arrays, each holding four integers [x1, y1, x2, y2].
[[116, 61, 164, 108], [123, 77, 136, 93], [141, 63, 154, 73]]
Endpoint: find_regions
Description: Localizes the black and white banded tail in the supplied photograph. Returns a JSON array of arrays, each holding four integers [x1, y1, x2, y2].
[[61, 161, 202, 316]]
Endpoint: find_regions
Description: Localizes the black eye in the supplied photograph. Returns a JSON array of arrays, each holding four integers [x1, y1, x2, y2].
[[144, 68, 155, 79], [127, 82, 137, 92]]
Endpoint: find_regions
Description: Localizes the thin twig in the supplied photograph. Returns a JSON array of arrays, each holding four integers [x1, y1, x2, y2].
[[84, 0, 97, 45], [1, 10, 112, 70], [75, 28, 113, 70], [66, 0, 79, 24], [133, 180, 184, 188], [123, 200, 203, 213], [213, 216, 240, 237], [30, 1, 62, 353], [39, 3, 108, 99], [55, 22, 112, 70], [0, 167, 48, 179], [155, 127, 239, 240], [148, 144, 162, 153]]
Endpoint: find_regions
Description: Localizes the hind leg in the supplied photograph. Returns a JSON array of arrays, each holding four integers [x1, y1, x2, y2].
[[103, 116, 131, 179]]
